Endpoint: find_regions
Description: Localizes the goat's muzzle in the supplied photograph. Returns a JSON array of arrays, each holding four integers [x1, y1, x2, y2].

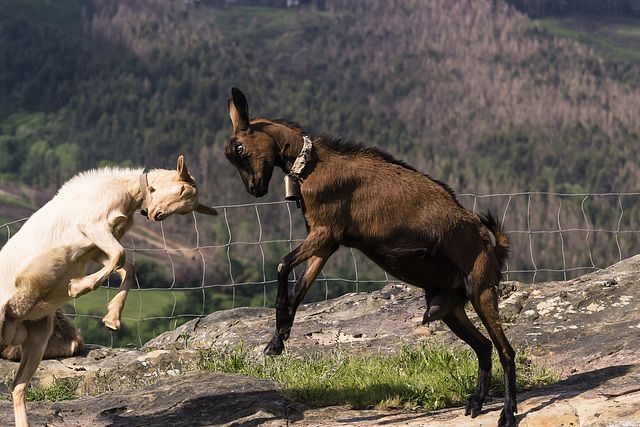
[[248, 181, 269, 198]]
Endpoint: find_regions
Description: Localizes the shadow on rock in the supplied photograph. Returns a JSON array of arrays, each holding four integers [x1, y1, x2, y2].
[[515, 364, 637, 422], [101, 393, 299, 427], [0, 371, 305, 427]]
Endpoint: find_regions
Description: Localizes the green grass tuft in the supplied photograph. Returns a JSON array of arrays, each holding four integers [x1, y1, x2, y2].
[[197, 339, 560, 411], [1, 376, 79, 402], [1, 340, 558, 410]]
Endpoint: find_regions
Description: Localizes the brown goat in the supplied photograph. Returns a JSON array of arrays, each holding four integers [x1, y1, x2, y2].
[[225, 88, 516, 427], [0, 309, 84, 360]]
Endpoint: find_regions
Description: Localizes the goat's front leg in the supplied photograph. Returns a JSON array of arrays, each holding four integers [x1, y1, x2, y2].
[[68, 223, 127, 299], [265, 227, 336, 355], [91, 251, 136, 331], [11, 314, 54, 427]]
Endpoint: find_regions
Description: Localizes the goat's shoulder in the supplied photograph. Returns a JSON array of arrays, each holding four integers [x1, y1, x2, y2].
[[108, 213, 133, 240]]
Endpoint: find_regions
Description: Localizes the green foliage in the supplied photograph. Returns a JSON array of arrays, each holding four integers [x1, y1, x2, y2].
[[0, 0, 85, 35], [0, 110, 81, 185], [132, 257, 172, 289], [2, 1, 640, 193], [0, 15, 95, 114], [471, 123, 638, 193]]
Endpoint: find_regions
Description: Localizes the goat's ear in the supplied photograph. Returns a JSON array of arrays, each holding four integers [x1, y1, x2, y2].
[[229, 87, 249, 131], [176, 155, 191, 182], [195, 203, 218, 216]]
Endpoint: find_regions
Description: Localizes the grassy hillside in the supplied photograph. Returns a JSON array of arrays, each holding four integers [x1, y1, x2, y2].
[[535, 17, 640, 62]]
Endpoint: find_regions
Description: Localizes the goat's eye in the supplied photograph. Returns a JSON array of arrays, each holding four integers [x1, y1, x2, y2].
[[236, 144, 244, 155], [179, 185, 185, 196]]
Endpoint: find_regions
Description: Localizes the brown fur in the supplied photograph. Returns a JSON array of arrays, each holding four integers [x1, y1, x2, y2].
[[0, 309, 84, 360], [225, 88, 517, 427]]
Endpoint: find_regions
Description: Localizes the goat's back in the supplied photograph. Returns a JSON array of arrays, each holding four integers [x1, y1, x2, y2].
[[0, 168, 143, 299], [302, 140, 495, 278]]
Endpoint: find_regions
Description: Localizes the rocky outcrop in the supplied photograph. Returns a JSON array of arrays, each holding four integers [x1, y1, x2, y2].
[[2, 256, 640, 426]]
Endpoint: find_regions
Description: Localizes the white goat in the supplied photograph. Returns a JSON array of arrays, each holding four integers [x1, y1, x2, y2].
[[0, 156, 217, 427]]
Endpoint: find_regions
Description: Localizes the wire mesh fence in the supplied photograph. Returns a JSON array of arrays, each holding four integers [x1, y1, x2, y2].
[[2, 191, 639, 347]]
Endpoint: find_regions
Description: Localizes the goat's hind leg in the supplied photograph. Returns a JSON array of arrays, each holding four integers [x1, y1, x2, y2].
[[11, 314, 54, 427], [441, 304, 493, 419], [470, 286, 517, 427]]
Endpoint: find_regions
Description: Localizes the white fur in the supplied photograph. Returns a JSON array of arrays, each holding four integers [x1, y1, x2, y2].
[[0, 156, 216, 427]]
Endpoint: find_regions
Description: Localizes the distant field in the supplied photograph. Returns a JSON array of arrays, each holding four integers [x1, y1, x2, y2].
[[68, 287, 187, 319], [210, 5, 301, 39], [65, 287, 195, 348], [535, 16, 640, 62], [0, 195, 37, 211]]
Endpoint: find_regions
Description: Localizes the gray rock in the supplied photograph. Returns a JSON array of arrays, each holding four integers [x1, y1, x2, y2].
[[0, 371, 303, 426]]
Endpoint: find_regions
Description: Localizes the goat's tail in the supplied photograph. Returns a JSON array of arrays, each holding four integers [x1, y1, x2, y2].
[[478, 211, 509, 271]]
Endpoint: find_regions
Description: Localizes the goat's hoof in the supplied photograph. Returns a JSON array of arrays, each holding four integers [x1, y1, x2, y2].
[[68, 289, 83, 299], [264, 335, 284, 355], [102, 318, 120, 331], [465, 396, 484, 418], [497, 410, 516, 427]]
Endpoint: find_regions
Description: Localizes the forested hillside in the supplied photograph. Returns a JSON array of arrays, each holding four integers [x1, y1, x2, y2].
[[2, 0, 640, 198], [2, 0, 640, 346]]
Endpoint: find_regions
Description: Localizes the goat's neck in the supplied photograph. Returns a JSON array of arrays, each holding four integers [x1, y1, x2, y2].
[[270, 126, 311, 176], [112, 174, 146, 214]]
